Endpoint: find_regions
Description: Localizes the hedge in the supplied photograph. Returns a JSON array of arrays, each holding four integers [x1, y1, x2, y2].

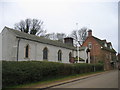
[[2, 61, 104, 88]]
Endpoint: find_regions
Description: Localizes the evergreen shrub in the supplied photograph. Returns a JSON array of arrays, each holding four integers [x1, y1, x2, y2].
[[2, 61, 104, 88]]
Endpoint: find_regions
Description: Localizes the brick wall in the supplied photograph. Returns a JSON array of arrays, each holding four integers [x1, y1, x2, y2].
[[82, 36, 101, 63], [82, 36, 115, 70]]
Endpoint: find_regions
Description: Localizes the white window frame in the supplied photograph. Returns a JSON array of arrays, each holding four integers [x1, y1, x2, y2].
[[88, 42, 92, 49]]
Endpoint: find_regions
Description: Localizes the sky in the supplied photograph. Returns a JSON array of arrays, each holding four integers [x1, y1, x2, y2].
[[0, 0, 119, 52]]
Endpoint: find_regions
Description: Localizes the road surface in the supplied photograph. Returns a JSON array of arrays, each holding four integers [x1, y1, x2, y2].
[[52, 70, 118, 88]]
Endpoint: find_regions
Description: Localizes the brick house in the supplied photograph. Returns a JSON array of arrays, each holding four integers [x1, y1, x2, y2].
[[82, 30, 116, 70], [116, 53, 120, 68], [117, 53, 120, 62]]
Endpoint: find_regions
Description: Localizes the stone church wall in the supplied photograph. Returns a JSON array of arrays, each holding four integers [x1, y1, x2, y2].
[[2, 28, 73, 63], [2, 28, 17, 61], [18, 39, 73, 63]]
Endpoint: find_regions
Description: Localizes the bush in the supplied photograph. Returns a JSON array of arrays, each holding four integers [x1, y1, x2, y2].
[[2, 61, 104, 88]]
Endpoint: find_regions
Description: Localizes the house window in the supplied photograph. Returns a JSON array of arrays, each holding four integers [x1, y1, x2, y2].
[[43, 47, 48, 60], [58, 50, 62, 62], [106, 54, 109, 59], [88, 42, 92, 49], [25, 44, 29, 58]]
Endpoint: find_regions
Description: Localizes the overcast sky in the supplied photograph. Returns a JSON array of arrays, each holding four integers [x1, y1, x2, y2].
[[0, 0, 119, 52]]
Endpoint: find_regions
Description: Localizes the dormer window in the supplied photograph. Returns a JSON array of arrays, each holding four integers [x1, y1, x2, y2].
[[104, 43, 107, 47], [110, 45, 112, 49]]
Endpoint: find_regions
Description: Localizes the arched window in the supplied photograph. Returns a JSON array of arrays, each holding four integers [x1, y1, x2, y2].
[[43, 47, 48, 60], [25, 44, 29, 58], [69, 52, 72, 61], [58, 50, 62, 61]]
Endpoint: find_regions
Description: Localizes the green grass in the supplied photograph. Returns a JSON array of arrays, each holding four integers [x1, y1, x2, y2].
[[9, 70, 104, 88]]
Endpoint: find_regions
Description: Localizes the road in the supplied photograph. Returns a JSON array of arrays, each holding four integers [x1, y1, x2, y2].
[[52, 70, 118, 88]]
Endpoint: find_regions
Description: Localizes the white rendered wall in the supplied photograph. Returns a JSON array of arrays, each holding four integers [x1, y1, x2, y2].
[[2, 28, 18, 61], [79, 48, 88, 63], [18, 39, 73, 63], [17, 38, 73, 63], [79, 50, 87, 61]]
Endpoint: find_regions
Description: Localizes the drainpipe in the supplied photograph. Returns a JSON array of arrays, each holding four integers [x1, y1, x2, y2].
[[17, 38, 20, 61]]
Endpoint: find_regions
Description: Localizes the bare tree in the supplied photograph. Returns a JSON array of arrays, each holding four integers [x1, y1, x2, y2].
[[45, 33, 56, 40], [25, 19, 31, 33], [70, 27, 87, 46], [78, 27, 87, 44], [56, 33, 66, 42], [14, 20, 26, 32], [71, 30, 78, 41], [14, 18, 46, 36], [45, 32, 66, 42]]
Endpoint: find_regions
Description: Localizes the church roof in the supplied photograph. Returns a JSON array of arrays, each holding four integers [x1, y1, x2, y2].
[[4, 27, 75, 50]]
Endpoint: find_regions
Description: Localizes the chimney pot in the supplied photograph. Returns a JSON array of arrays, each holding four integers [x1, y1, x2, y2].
[[88, 29, 92, 37]]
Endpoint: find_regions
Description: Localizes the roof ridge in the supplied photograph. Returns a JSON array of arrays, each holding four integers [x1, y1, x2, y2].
[[92, 36, 112, 45], [92, 36, 102, 41], [5, 27, 63, 43], [92, 36, 116, 53]]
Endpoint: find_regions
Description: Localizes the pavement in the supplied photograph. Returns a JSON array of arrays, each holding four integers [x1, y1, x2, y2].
[[23, 70, 117, 89]]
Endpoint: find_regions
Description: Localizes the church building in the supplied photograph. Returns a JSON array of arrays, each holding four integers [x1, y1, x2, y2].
[[0, 27, 90, 63]]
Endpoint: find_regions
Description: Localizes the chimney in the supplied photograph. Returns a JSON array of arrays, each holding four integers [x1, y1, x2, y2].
[[88, 29, 92, 37], [64, 37, 73, 46]]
